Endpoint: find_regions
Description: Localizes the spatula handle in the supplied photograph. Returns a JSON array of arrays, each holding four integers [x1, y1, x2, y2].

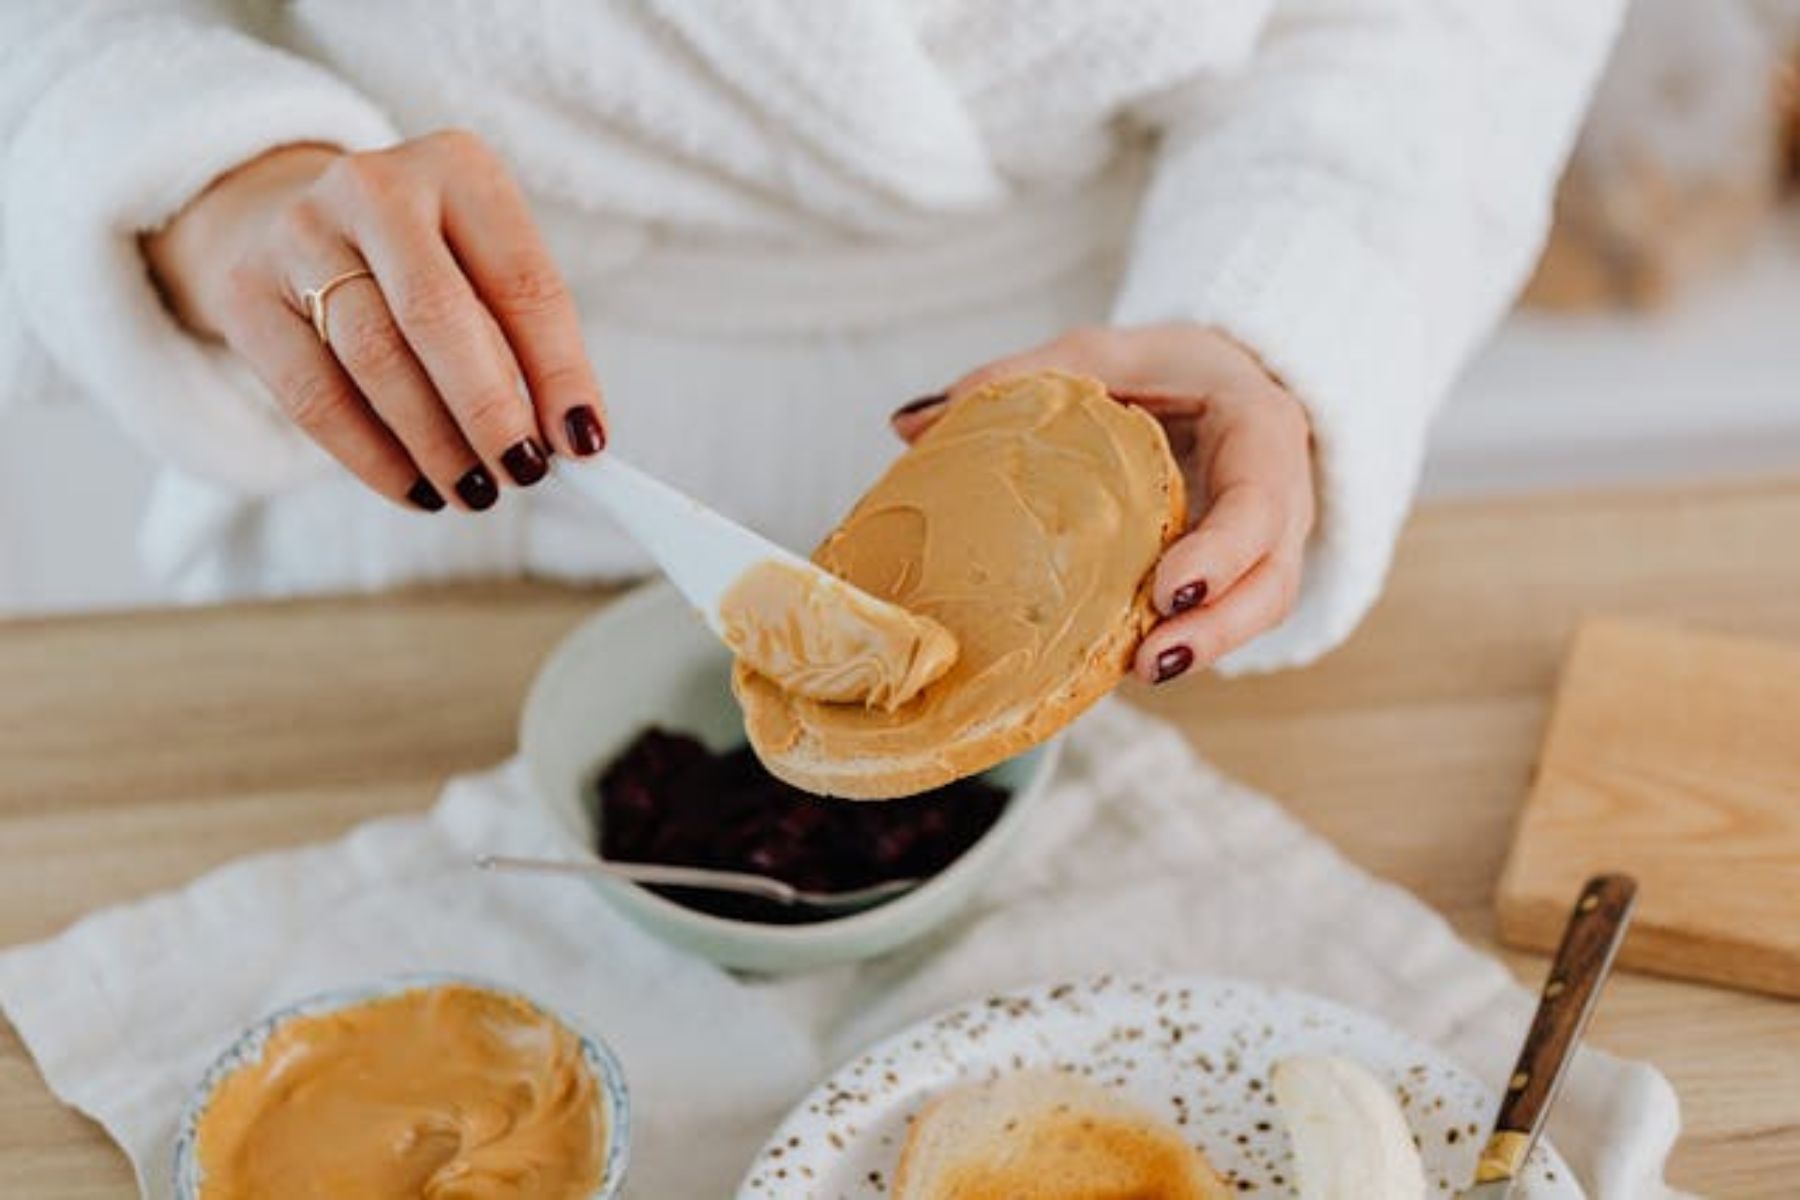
[[1474, 873, 1637, 1183], [554, 456, 806, 632]]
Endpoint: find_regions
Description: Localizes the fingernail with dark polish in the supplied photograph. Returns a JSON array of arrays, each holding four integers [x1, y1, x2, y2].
[[455, 465, 499, 512], [890, 392, 948, 422], [500, 437, 549, 486], [565, 406, 606, 456], [1153, 645, 1195, 684], [1170, 580, 1208, 614], [406, 477, 446, 513]]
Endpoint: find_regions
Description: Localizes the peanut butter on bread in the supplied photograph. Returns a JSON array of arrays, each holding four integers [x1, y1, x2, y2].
[[734, 371, 1184, 799], [720, 560, 958, 712]]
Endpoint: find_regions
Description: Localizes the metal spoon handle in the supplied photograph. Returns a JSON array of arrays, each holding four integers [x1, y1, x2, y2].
[[1473, 873, 1637, 1187], [476, 854, 799, 904]]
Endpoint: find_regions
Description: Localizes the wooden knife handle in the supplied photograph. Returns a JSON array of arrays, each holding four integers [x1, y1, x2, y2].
[[1475, 873, 1638, 1183]]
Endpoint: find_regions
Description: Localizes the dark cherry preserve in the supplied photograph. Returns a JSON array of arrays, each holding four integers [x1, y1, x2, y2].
[[596, 727, 1009, 925]]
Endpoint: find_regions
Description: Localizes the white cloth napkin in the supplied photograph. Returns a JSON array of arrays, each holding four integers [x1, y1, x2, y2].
[[0, 701, 1681, 1199]]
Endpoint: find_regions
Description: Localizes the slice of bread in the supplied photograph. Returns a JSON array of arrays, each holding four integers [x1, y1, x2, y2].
[[893, 1070, 1235, 1200], [734, 371, 1186, 799]]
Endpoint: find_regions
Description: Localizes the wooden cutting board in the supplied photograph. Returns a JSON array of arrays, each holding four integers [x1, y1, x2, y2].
[[1497, 617, 1800, 998]]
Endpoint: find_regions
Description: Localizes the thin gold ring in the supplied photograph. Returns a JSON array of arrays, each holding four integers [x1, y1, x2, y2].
[[300, 268, 376, 345]]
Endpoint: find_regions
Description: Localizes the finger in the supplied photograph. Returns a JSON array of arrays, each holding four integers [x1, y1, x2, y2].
[[946, 326, 1196, 401], [328, 161, 548, 484], [224, 290, 440, 511], [948, 332, 1118, 398], [1133, 554, 1303, 684], [891, 324, 1175, 444], [1150, 479, 1284, 616], [888, 378, 1182, 445], [309, 264, 497, 511], [431, 131, 607, 459], [889, 392, 949, 443], [899, 326, 1193, 444]]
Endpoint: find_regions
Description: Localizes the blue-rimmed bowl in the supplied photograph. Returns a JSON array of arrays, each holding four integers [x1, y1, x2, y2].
[[173, 973, 630, 1199]]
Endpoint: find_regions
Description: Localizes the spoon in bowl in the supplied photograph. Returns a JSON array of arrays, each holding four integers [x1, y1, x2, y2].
[[475, 854, 921, 916]]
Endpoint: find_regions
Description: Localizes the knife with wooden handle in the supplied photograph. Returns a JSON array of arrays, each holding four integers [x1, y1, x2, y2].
[[1459, 873, 1637, 1199]]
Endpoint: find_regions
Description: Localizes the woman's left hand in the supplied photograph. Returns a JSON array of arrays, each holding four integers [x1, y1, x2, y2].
[[892, 323, 1316, 685]]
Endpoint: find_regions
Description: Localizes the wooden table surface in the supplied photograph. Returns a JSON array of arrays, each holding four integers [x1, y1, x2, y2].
[[3, 479, 1798, 1197]]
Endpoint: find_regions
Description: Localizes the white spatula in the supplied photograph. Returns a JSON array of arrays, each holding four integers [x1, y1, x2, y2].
[[553, 455, 897, 642]]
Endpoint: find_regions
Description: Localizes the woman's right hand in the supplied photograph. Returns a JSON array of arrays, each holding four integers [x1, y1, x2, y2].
[[144, 131, 607, 512]]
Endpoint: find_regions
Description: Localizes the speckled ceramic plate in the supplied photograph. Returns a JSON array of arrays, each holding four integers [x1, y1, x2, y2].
[[739, 975, 1581, 1199], [172, 973, 631, 1200]]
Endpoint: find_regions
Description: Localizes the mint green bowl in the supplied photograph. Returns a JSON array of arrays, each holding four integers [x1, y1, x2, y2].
[[519, 580, 1059, 974]]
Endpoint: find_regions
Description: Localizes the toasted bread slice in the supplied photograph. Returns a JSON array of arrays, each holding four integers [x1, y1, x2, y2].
[[734, 371, 1185, 798], [893, 1070, 1234, 1200]]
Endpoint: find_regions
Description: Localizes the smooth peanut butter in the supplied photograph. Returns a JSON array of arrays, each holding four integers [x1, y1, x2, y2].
[[735, 371, 1180, 790], [719, 561, 958, 711], [195, 984, 605, 1200]]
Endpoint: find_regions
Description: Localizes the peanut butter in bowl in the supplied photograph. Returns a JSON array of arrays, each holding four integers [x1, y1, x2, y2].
[[175, 978, 629, 1200]]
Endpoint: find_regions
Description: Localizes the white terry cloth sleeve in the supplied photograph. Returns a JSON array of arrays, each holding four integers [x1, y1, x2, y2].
[[1114, 0, 1626, 674], [0, 2, 399, 493]]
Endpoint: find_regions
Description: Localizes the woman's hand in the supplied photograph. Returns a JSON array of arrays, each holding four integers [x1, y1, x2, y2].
[[892, 324, 1315, 684], [144, 132, 607, 512]]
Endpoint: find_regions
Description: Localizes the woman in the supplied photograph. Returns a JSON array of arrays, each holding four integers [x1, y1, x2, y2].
[[0, 2, 1622, 680]]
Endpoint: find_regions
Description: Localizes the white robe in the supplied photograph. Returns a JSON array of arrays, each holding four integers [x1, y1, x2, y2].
[[0, 0, 1622, 671]]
